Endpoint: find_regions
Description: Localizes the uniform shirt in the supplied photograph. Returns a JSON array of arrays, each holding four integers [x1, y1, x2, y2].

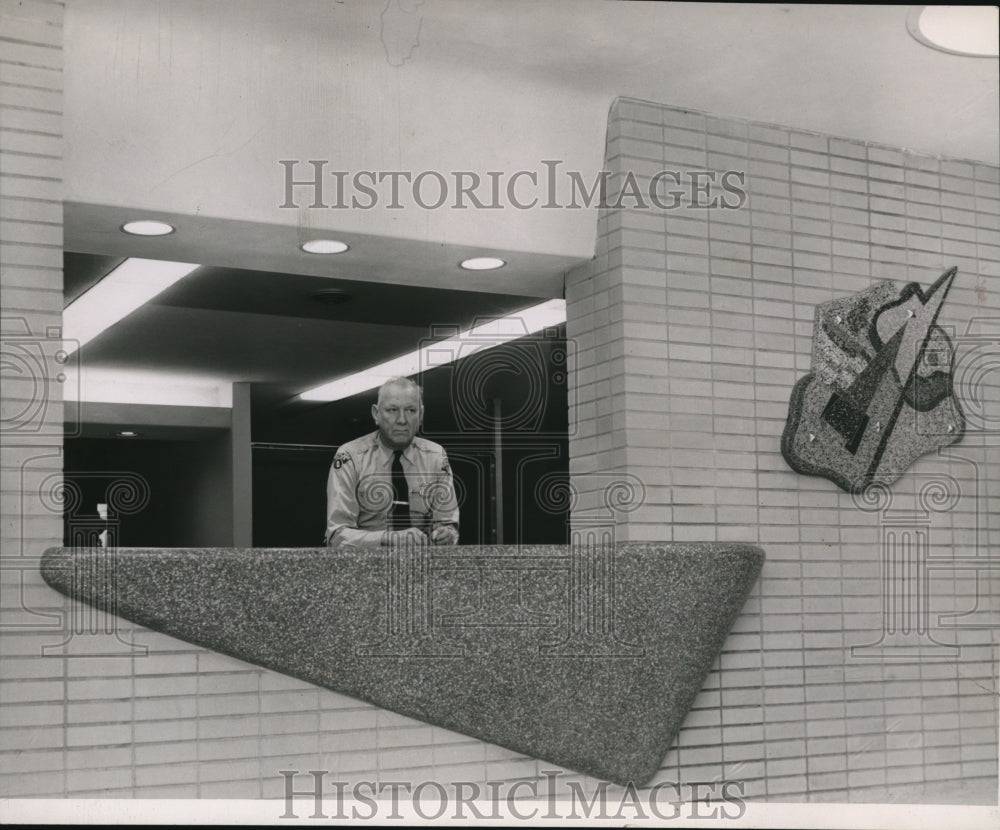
[[325, 430, 460, 548]]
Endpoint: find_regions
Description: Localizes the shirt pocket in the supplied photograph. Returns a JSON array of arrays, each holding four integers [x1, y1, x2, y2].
[[408, 483, 428, 516]]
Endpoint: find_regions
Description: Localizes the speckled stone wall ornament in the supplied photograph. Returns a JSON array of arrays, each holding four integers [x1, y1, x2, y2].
[[41, 542, 764, 786], [782, 268, 965, 494]]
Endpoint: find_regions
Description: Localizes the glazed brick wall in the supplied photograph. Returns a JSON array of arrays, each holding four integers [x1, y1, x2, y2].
[[565, 97, 999, 802], [2, 626, 531, 799], [1, 0, 69, 797]]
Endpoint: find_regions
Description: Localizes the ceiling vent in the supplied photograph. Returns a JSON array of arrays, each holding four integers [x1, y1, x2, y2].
[[310, 289, 352, 306]]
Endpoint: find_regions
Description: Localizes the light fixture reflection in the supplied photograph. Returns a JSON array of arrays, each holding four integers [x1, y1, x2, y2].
[[63, 258, 200, 355], [299, 299, 566, 402], [62, 366, 233, 408]]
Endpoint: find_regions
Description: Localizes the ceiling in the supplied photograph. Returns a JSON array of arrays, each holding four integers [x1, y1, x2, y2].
[[60, 1, 998, 437], [65, 251, 547, 420]]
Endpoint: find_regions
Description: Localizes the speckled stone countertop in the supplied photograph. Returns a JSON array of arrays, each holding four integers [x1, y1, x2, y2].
[[42, 542, 764, 786]]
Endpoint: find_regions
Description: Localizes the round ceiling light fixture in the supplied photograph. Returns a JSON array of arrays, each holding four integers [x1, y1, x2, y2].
[[907, 6, 999, 57], [460, 257, 506, 271], [114, 430, 141, 438], [121, 220, 175, 236], [301, 239, 350, 254]]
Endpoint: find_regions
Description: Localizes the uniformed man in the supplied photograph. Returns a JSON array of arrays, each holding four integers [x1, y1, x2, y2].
[[325, 376, 460, 548]]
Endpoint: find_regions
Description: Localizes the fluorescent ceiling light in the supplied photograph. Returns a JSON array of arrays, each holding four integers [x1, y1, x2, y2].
[[460, 257, 506, 270], [299, 298, 566, 402], [907, 6, 999, 57], [62, 366, 233, 407], [301, 239, 349, 254], [63, 258, 200, 355], [121, 220, 175, 236]]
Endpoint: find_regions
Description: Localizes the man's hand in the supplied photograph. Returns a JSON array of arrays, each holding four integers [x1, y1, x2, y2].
[[430, 525, 459, 546], [384, 528, 429, 547]]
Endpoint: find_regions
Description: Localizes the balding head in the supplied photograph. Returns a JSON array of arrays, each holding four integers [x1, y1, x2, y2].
[[372, 376, 424, 449], [377, 376, 423, 406]]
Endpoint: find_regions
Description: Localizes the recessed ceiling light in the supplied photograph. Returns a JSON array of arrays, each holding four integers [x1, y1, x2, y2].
[[301, 239, 349, 254], [121, 220, 175, 236], [907, 6, 999, 57], [115, 430, 141, 438], [460, 257, 506, 271]]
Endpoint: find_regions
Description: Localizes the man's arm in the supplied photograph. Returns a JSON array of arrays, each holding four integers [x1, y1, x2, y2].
[[428, 449, 460, 544], [325, 450, 385, 549], [329, 525, 387, 549]]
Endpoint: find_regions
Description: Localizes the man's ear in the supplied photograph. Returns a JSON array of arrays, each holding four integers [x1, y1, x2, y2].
[[371, 403, 379, 422]]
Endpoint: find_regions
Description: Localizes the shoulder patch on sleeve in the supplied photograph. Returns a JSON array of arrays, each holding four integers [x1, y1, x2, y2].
[[332, 450, 353, 470]]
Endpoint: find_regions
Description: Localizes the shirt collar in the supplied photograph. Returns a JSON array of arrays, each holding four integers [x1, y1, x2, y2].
[[373, 432, 415, 464]]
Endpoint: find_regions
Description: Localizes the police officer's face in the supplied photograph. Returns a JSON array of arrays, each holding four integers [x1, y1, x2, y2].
[[372, 384, 422, 449]]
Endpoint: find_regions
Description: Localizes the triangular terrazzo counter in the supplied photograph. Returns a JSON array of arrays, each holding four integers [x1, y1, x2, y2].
[[41, 542, 764, 786]]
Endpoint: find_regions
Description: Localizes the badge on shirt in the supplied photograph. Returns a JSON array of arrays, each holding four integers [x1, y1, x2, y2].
[[409, 487, 429, 517], [332, 450, 352, 470]]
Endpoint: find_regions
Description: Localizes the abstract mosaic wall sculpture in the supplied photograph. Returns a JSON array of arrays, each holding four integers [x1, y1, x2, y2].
[[782, 268, 965, 493]]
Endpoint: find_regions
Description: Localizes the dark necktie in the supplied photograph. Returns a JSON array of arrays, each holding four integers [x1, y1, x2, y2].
[[389, 450, 409, 530]]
